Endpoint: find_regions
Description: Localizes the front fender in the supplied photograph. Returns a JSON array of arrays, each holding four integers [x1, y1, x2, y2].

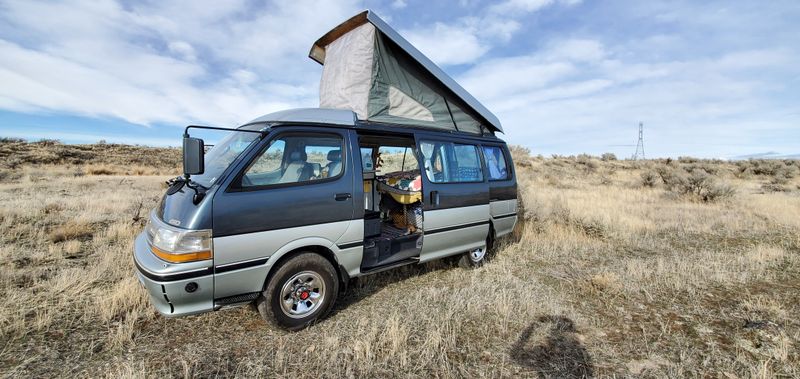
[[212, 236, 338, 299]]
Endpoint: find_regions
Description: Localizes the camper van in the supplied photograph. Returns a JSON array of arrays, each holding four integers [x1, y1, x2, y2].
[[133, 11, 517, 330]]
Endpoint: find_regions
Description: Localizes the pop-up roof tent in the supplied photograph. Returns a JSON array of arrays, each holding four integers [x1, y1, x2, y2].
[[309, 10, 503, 135]]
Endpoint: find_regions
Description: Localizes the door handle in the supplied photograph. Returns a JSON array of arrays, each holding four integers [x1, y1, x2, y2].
[[335, 193, 352, 201], [430, 190, 439, 206]]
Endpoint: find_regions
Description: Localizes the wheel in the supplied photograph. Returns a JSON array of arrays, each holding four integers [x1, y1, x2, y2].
[[256, 252, 339, 331], [459, 245, 488, 267], [459, 228, 494, 268]]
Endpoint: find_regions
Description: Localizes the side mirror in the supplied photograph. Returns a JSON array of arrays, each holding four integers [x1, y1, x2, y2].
[[183, 136, 205, 175]]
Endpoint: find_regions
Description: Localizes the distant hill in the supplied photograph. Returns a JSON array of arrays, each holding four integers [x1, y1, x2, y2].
[[0, 138, 180, 173], [732, 151, 800, 160]]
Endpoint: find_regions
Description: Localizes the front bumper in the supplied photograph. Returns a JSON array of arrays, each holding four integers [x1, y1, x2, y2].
[[133, 232, 214, 317]]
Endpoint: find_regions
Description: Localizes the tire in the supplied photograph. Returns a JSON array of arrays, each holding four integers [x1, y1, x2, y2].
[[256, 252, 339, 331], [459, 244, 488, 267], [459, 227, 494, 268]]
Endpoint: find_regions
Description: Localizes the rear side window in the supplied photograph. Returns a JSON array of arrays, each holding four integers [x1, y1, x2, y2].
[[482, 146, 510, 181], [241, 133, 344, 188], [420, 141, 483, 183]]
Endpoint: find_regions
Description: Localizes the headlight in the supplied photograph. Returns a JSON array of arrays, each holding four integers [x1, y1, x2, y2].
[[145, 218, 213, 263]]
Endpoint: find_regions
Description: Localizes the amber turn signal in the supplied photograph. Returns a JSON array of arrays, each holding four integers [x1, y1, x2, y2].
[[150, 245, 212, 263]]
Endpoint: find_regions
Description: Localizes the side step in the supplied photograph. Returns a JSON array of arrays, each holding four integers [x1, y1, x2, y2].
[[213, 292, 260, 310], [360, 257, 419, 276]]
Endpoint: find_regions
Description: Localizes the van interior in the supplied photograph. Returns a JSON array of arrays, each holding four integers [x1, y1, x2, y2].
[[358, 133, 423, 270], [240, 135, 344, 187]]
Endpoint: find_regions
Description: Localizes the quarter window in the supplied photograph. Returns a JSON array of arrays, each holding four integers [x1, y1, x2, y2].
[[420, 141, 483, 183], [242, 134, 344, 187], [482, 146, 510, 181]]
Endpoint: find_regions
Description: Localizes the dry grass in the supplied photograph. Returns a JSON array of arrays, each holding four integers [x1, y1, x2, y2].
[[0, 143, 798, 377], [48, 221, 94, 243]]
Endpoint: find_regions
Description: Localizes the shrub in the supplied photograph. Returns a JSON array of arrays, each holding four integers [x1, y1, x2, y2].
[[36, 139, 60, 146], [770, 176, 789, 186], [48, 222, 94, 243], [572, 217, 608, 239], [600, 153, 617, 161], [0, 137, 25, 144], [684, 169, 713, 195], [658, 167, 735, 202], [85, 165, 118, 175], [748, 159, 783, 176], [761, 182, 788, 193], [576, 154, 599, 171], [509, 145, 532, 168], [683, 163, 718, 175], [778, 166, 798, 179], [0, 169, 23, 182], [656, 166, 683, 190], [702, 182, 736, 202], [761, 176, 790, 192], [589, 272, 623, 293], [5, 157, 23, 170], [640, 170, 659, 187], [508, 145, 531, 160]]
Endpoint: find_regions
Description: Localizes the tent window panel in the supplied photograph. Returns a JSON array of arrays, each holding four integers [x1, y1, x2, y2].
[[447, 98, 483, 134], [368, 34, 466, 131], [420, 141, 483, 183], [387, 86, 435, 122]]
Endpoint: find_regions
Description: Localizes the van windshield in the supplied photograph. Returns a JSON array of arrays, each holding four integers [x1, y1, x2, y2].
[[190, 131, 260, 187]]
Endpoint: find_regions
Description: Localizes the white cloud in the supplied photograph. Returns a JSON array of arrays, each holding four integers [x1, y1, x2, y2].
[[0, 0, 362, 127], [488, 0, 553, 14], [458, 41, 799, 157], [391, 0, 408, 9], [168, 41, 197, 62], [400, 0, 577, 66], [544, 39, 605, 62], [488, 0, 580, 14], [402, 22, 490, 65]]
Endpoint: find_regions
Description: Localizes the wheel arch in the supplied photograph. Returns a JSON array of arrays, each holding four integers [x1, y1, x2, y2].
[[261, 243, 349, 293]]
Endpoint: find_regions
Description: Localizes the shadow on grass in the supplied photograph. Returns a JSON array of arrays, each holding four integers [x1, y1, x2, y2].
[[511, 315, 594, 379]]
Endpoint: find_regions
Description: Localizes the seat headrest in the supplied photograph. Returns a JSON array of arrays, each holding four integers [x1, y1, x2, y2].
[[327, 149, 342, 162], [289, 151, 307, 162]]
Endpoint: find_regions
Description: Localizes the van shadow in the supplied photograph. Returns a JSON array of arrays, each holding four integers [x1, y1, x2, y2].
[[510, 315, 594, 379]]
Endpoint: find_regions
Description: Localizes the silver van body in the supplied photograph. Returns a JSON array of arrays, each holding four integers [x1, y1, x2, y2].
[[134, 108, 517, 327]]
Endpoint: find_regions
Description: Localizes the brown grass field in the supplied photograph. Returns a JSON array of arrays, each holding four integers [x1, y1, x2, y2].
[[0, 139, 798, 378]]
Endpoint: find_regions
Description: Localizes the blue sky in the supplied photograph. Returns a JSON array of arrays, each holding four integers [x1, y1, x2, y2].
[[0, 0, 797, 158]]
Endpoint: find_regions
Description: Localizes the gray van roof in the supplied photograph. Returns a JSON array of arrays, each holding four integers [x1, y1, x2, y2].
[[245, 108, 357, 127], [243, 108, 503, 142]]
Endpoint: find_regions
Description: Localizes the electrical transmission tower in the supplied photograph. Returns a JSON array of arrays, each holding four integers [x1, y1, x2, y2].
[[633, 122, 645, 160]]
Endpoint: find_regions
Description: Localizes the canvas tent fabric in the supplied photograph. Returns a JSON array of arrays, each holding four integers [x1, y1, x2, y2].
[[319, 23, 375, 120], [312, 10, 502, 135]]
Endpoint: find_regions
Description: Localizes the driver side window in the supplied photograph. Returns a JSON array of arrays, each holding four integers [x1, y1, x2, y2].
[[242, 133, 344, 188], [246, 140, 285, 176]]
